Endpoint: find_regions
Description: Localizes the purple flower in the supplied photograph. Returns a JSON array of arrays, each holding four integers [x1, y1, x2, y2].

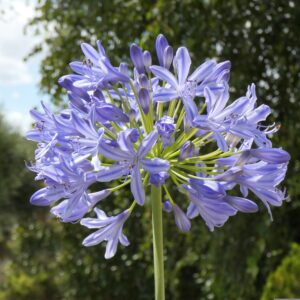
[[81, 208, 130, 259]]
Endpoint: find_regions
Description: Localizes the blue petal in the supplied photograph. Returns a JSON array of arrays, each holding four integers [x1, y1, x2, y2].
[[183, 97, 198, 123], [203, 60, 231, 84], [173, 204, 191, 232], [189, 59, 216, 82], [250, 148, 291, 164], [80, 217, 111, 229], [187, 202, 199, 219], [130, 165, 145, 205], [69, 61, 102, 76], [213, 132, 229, 152], [137, 129, 158, 158], [174, 47, 191, 86], [96, 103, 129, 123], [247, 104, 271, 123], [153, 88, 178, 102], [96, 40, 106, 56], [98, 139, 132, 161], [141, 158, 170, 173], [81, 43, 100, 65], [117, 129, 137, 155], [225, 196, 258, 213], [71, 112, 99, 139], [30, 187, 65, 206], [105, 236, 120, 259], [96, 164, 128, 182], [149, 65, 178, 89], [216, 96, 250, 121], [89, 189, 111, 205], [119, 233, 130, 246]]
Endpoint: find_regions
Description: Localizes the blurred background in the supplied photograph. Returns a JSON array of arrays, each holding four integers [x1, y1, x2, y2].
[[0, 0, 300, 299]]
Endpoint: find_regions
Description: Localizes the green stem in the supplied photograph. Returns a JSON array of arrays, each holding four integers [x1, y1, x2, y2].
[[151, 185, 165, 300]]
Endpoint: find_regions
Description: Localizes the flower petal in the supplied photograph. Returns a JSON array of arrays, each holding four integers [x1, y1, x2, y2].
[[130, 165, 145, 205], [189, 59, 217, 82], [225, 196, 258, 213], [96, 164, 128, 182], [81, 43, 100, 65], [149, 65, 178, 89], [153, 88, 178, 102], [141, 158, 170, 173], [173, 204, 191, 232], [137, 129, 158, 158], [174, 47, 191, 85], [250, 148, 291, 164], [98, 139, 132, 161]]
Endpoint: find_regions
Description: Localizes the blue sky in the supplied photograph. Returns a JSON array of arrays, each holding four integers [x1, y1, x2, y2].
[[0, 0, 49, 134]]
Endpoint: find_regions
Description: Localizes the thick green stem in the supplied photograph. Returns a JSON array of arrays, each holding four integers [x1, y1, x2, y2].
[[151, 185, 165, 300]]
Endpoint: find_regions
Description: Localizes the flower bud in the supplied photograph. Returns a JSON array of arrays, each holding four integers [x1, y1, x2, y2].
[[155, 34, 169, 67], [179, 141, 195, 161], [138, 74, 149, 89], [138, 88, 150, 114], [143, 50, 152, 70], [163, 46, 173, 69], [163, 201, 173, 213], [130, 44, 145, 74], [119, 62, 129, 76]]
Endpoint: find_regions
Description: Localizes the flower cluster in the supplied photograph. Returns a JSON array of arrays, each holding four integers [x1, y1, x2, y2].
[[27, 34, 290, 259]]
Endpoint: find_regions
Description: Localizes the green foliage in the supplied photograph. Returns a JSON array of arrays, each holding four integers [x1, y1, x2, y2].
[[261, 243, 300, 300]]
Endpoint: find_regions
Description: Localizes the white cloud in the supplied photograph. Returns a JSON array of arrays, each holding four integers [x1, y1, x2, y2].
[[0, 57, 33, 84], [4, 110, 32, 134], [0, 0, 41, 85]]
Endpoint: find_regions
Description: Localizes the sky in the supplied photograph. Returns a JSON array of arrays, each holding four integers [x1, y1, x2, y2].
[[0, 0, 47, 134]]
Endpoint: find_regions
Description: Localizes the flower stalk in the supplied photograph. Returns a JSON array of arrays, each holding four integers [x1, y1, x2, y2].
[[151, 185, 165, 300]]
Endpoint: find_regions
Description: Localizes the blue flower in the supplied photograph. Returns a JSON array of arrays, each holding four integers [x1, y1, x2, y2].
[[150, 47, 230, 122], [193, 84, 273, 151], [27, 33, 290, 258], [81, 208, 130, 259], [61, 41, 129, 92], [185, 179, 237, 231], [216, 150, 290, 219], [95, 129, 170, 205]]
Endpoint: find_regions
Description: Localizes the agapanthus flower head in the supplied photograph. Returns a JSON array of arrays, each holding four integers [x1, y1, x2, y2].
[[27, 34, 290, 259]]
